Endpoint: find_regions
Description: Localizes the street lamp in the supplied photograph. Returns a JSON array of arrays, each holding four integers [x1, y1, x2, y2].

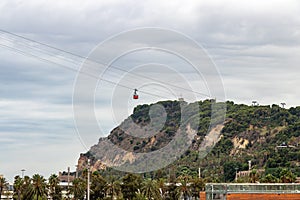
[[21, 169, 25, 178], [235, 168, 238, 182], [248, 160, 252, 172], [75, 165, 78, 178]]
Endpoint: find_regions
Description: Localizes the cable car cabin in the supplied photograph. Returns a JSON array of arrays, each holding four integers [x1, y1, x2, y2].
[[133, 94, 138, 99], [133, 89, 138, 99]]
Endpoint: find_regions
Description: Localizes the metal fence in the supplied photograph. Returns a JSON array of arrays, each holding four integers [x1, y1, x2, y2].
[[205, 183, 300, 200]]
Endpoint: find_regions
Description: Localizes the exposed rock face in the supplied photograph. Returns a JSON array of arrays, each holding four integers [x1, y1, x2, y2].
[[77, 153, 106, 172], [76, 100, 226, 172], [77, 154, 87, 172]]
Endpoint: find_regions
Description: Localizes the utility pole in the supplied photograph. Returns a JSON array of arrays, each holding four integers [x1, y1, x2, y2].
[[87, 159, 90, 200]]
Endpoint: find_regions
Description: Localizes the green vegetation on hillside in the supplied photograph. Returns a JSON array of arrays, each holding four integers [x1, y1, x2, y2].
[[83, 100, 299, 184]]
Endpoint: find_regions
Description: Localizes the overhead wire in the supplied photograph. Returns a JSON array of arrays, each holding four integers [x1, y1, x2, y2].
[[0, 29, 211, 99], [0, 42, 169, 99], [0, 33, 82, 67], [0, 32, 155, 93], [0, 29, 212, 99], [0, 29, 212, 100]]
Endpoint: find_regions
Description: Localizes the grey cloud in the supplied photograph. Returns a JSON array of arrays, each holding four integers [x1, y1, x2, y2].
[[1, 0, 300, 181]]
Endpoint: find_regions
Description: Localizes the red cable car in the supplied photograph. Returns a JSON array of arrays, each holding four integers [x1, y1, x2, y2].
[[133, 89, 138, 99]]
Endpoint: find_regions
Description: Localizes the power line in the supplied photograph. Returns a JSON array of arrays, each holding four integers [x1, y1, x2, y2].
[[0, 29, 211, 99], [0, 36, 172, 100], [0, 42, 169, 99], [0, 29, 210, 98]]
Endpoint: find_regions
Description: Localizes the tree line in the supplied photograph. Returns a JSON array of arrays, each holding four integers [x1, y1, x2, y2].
[[0, 167, 297, 200], [0, 172, 205, 200]]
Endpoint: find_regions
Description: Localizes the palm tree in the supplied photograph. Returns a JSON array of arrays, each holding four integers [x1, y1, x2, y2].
[[48, 174, 62, 200], [176, 176, 191, 200], [141, 179, 161, 200], [0, 176, 8, 200], [260, 174, 278, 183], [70, 178, 86, 200], [105, 176, 121, 200], [157, 178, 167, 199], [280, 168, 296, 183], [132, 192, 147, 200], [22, 175, 34, 200], [13, 176, 23, 200], [90, 172, 106, 199], [249, 169, 259, 183], [190, 178, 205, 199], [165, 182, 180, 200], [121, 173, 142, 200], [32, 174, 47, 200]]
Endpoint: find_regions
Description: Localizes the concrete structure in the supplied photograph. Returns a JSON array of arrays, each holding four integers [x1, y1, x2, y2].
[[205, 183, 300, 200], [58, 170, 76, 199], [58, 171, 75, 183], [236, 169, 265, 179], [0, 182, 13, 200], [0, 191, 13, 200]]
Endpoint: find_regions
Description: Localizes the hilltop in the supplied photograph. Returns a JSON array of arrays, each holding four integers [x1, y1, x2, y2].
[[77, 100, 300, 182]]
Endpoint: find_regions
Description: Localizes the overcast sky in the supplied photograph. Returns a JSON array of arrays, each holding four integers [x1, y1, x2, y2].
[[1, 0, 300, 182]]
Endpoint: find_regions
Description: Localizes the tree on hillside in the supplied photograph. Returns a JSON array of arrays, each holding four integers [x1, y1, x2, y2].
[[223, 161, 242, 182]]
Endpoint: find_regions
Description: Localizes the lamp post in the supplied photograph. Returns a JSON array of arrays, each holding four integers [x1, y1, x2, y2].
[[235, 168, 238, 182], [21, 169, 25, 178], [87, 159, 90, 200], [67, 167, 70, 199], [75, 165, 78, 178], [67, 167, 70, 187], [248, 160, 252, 172]]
